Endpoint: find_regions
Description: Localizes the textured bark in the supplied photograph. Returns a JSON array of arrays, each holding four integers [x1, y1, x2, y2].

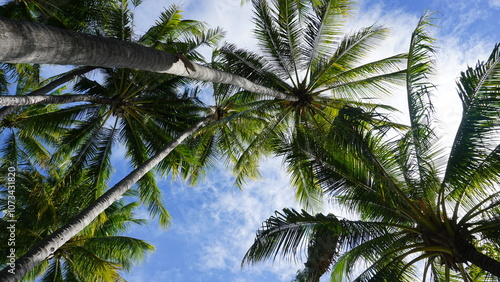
[[459, 242, 500, 277], [0, 66, 96, 119], [0, 94, 111, 106], [0, 117, 209, 281], [0, 18, 295, 101], [304, 229, 338, 282]]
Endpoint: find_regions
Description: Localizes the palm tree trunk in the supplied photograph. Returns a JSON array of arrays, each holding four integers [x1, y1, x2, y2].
[[303, 229, 338, 282], [0, 66, 96, 119], [0, 117, 209, 281], [0, 94, 112, 106], [459, 241, 500, 277], [0, 18, 296, 101]]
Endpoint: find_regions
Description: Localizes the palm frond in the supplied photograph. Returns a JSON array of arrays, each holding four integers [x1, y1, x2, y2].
[[330, 231, 411, 281], [310, 25, 395, 90], [401, 11, 441, 199], [275, 129, 324, 211], [444, 43, 500, 197], [101, 0, 133, 40], [242, 208, 337, 265], [217, 43, 289, 94], [312, 52, 406, 96], [303, 0, 353, 71], [83, 236, 154, 271], [252, 0, 300, 81], [40, 257, 63, 282]]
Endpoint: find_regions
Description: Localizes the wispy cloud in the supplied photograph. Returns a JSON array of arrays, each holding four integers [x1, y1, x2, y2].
[[120, 1, 498, 281], [183, 0, 257, 51], [171, 157, 303, 280], [490, 0, 500, 8]]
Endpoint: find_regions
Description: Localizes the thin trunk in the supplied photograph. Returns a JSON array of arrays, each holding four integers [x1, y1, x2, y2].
[[0, 94, 112, 106], [304, 229, 338, 282], [459, 242, 500, 277], [0, 18, 296, 101], [0, 66, 96, 119], [0, 117, 209, 281]]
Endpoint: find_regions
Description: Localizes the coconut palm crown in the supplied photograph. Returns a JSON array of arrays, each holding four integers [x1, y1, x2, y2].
[[242, 13, 500, 281], [216, 0, 407, 209], [10, 3, 225, 228], [0, 157, 154, 281]]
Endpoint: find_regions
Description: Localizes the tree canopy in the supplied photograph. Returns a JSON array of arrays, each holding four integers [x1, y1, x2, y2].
[[0, 0, 498, 281], [243, 13, 500, 281]]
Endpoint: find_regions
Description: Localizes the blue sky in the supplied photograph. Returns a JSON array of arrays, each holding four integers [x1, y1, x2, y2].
[[1, 0, 498, 281], [109, 1, 499, 281]]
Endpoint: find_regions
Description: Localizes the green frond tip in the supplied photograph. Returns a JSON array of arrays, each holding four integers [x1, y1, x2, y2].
[[242, 208, 345, 268]]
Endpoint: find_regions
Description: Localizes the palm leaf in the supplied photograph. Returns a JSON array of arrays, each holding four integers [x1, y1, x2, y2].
[[444, 43, 500, 197], [252, 0, 297, 81], [242, 208, 334, 265], [303, 0, 352, 71], [310, 25, 394, 90], [217, 43, 289, 94], [275, 129, 324, 211], [83, 236, 154, 271], [119, 116, 171, 228], [401, 11, 441, 199]]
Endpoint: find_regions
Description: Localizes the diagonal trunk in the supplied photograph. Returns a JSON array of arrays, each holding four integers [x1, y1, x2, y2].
[[0, 18, 295, 101], [0, 66, 96, 119], [458, 241, 500, 277], [0, 117, 209, 281], [0, 94, 112, 106]]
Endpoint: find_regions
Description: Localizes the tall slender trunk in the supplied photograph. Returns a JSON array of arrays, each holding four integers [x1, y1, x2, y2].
[[0, 94, 112, 106], [0, 66, 96, 119], [0, 18, 296, 101], [0, 117, 209, 281]]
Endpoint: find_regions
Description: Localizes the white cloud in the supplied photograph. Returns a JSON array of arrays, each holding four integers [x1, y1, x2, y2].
[[199, 244, 231, 269], [432, 35, 493, 148], [131, 157, 305, 281], [490, 0, 500, 8], [123, 1, 498, 281], [183, 0, 257, 51], [183, 157, 303, 279]]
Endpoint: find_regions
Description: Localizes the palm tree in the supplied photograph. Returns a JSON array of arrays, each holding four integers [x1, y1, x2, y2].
[[242, 14, 500, 280], [0, 0, 118, 118], [0, 2, 275, 279], [0, 3, 221, 280], [0, 65, 158, 281], [0, 66, 97, 119], [0, 44, 277, 282], [215, 0, 406, 208], [0, 56, 279, 281], [178, 68, 277, 186], [0, 163, 154, 281], [0, 0, 410, 278], [0, 0, 407, 208], [0, 113, 209, 281], [0, 63, 283, 280], [1, 2, 225, 227], [0, 64, 69, 170], [60, 2, 229, 222], [0, 17, 290, 99]]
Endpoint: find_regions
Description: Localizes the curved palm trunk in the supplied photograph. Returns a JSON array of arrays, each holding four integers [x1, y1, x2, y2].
[[459, 242, 500, 277], [0, 66, 96, 119], [0, 117, 209, 281], [0, 18, 295, 101], [0, 94, 112, 106]]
